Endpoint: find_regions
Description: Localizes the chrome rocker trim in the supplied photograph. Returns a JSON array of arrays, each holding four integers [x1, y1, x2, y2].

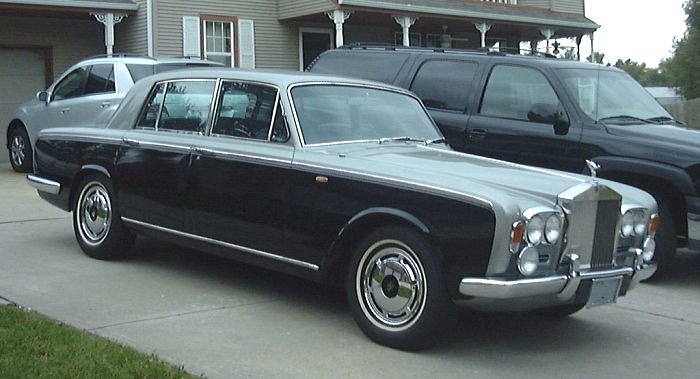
[[459, 254, 657, 299], [26, 174, 61, 195], [121, 217, 320, 271]]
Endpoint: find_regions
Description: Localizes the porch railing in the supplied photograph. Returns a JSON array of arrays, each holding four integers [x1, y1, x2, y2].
[[481, 0, 518, 4]]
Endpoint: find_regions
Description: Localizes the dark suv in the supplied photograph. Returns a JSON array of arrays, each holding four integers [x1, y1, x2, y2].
[[308, 44, 700, 277]]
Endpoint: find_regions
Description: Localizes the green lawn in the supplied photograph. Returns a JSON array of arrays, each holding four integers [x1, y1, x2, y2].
[[0, 305, 201, 378]]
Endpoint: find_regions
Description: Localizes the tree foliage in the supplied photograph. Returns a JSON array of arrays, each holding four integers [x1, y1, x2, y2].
[[665, 0, 700, 98], [614, 59, 670, 87]]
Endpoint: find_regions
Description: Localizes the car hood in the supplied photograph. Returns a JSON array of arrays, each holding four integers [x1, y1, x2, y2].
[[293, 143, 656, 213], [603, 123, 700, 168]]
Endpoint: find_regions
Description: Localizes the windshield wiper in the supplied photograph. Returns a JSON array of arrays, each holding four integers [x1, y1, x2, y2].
[[646, 116, 683, 125], [597, 115, 655, 124], [378, 136, 427, 144], [426, 137, 448, 145]]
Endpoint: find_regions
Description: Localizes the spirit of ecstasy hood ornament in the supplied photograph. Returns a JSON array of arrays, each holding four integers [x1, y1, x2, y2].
[[586, 159, 600, 179]]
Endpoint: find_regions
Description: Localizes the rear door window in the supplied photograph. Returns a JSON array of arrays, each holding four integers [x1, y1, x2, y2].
[[410, 60, 477, 112], [84, 64, 116, 94], [136, 80, 216, 134]]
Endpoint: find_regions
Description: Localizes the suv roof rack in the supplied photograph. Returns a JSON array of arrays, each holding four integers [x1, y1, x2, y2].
[[83, 53, 156, 60], [337, 43, 557, 59]]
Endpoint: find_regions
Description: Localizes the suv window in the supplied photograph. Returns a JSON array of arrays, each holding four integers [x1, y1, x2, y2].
[[126, 64, 155, 82], [84, 64, 115, 95], [52, 66, 89, 100], [480, 65, 560, 121], [309, 52, 409, 83], [136, 80, 216, 133], [410, 60, 476, 112], [212, 81, 278, 140]]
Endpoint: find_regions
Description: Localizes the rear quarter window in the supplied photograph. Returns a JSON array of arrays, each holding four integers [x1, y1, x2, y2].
[[309, 51, 409, 84]]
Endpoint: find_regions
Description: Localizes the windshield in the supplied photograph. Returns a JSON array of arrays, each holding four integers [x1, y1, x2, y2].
[[291, 85, 442, 145], [556, 68, 672, 124]]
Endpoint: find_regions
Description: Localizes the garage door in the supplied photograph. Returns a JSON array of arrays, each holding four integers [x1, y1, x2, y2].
[[0, 48, 47, 164]]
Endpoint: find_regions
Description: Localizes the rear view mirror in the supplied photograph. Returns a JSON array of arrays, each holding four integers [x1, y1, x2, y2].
[[527, 103, 570, 135], [36, 91, 49, 103]]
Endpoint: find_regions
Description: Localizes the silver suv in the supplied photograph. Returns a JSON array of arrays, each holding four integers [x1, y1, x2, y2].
[[6, 55, 221, 172]]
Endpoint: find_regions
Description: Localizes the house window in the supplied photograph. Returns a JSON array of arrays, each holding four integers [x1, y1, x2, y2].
[[204, 20, 234, 67]]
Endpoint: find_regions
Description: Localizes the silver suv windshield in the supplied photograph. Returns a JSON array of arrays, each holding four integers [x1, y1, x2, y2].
[[291, 84, 442, 145], [555, 68, 673, 125]]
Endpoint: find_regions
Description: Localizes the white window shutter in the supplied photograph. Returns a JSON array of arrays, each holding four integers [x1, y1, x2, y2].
[[182, 16, 201, 57], [238, 19, 255, 68]]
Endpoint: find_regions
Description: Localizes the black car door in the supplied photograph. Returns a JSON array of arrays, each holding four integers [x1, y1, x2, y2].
[[184, 81, 297, 262], [464, 63, 584, 172], [114, 79, 216, 231]]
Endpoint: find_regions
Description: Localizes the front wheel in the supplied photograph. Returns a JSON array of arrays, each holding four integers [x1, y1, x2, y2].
[[345, 226, 449, 350], [8, 127, 33, 172], [73, 174, 134, 260]]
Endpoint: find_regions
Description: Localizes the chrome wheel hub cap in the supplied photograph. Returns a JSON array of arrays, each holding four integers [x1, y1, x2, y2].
[[78, 183, 111, 244], [10, 135, 25, 166], [359, 243, 426, 329]]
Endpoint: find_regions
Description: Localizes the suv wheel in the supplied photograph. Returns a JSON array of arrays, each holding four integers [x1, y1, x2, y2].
[[9, 127, 32, 172]]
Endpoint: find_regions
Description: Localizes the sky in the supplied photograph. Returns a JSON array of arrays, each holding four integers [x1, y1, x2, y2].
[[576, 0, 688, 67]]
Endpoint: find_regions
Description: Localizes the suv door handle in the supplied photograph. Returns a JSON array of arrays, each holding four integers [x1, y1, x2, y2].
[[60, 107, 70, 114], [468, 128, 487, 141], [100, 101, 111, 108]]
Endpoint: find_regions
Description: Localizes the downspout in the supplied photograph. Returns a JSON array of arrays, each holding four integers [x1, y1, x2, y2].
[[147, 0, 154, 56]]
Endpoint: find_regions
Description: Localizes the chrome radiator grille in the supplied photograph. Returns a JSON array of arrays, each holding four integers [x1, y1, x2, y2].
[[558, 183, 622, 271]]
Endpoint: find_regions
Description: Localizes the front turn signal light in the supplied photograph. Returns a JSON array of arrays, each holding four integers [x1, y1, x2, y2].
[[510, 220, 525, 253], [649, 213, 660, 237]]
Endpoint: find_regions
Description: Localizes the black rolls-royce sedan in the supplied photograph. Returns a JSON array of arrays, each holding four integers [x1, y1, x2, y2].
[[27, 69, 657, 350]]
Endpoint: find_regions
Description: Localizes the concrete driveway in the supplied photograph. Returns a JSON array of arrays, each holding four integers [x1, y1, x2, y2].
[[1, 166, 699, 378]]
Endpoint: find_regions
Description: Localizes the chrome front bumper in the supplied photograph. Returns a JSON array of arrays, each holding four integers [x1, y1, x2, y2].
[[459, 253, 656, 300], [27, 174, 61, 195]]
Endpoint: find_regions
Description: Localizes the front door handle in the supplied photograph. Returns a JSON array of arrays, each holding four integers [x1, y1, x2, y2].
[[100, 101, 111, 108], [468, 128, 487, 141], [60, 107, 70, 114]]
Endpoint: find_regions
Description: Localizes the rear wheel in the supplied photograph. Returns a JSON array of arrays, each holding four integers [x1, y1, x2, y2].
[[73, 174, 134, 259], [345, 226, 449, 350], [8, 126, 32, 172]]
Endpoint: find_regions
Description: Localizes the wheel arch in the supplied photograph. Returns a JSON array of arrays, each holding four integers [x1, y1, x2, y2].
[[69, 165, 113, 210], [6, 119, 26, 147], [593, 156, 689, 236], [319, 207, 435, 282]]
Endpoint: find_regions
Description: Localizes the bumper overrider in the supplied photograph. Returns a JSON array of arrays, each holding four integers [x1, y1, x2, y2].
[[459, 252, 656, 301]]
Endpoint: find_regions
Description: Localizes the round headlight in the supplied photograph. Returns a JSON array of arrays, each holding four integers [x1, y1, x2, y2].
[[620, 210, 635, 237], [544, 214, 562, 244], [526, 215, 545, 245], [518, 246, 539, 276], [642, 237, 655, 262], [634, 210, 648, 236]]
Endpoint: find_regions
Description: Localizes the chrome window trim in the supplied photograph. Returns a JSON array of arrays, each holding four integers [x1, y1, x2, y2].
[[286, 81, 436, 147], [121, 217, 319, 271], [291, 161, 493, 208]]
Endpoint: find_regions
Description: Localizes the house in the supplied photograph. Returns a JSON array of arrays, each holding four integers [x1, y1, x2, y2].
[[1, 0, 599, 162]]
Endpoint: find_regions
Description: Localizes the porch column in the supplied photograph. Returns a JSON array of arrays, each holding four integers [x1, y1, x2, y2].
[[327, 10, 353, 47], [92, 12, 127, 55], [576, 35, 583, 61], [474, 22, 492, 48], [589, 32, 595, 62], [393, 15, 418, 47], [539, 28, 555, 54]]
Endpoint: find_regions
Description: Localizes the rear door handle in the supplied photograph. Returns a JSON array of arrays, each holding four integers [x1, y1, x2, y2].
[[468, 128, 487, 141], [121, 137, 140, 146], [100, 101, 111, 108], [60, 107, 70, 114]]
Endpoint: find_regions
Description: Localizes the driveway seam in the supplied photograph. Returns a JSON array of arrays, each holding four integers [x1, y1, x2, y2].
[[0, 217, 70, 226], [87, 298, 283, 331], [614, 304, 700, 326]]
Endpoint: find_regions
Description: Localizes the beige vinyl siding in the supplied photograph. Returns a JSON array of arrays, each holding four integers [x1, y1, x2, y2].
[[0, 15, 103, 80], [155, 0, 299, 69], [115, 0, 148, 55], [278, 0, 335, 20], [519, 0, 551, 9], [551, 0, 584, 14]]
